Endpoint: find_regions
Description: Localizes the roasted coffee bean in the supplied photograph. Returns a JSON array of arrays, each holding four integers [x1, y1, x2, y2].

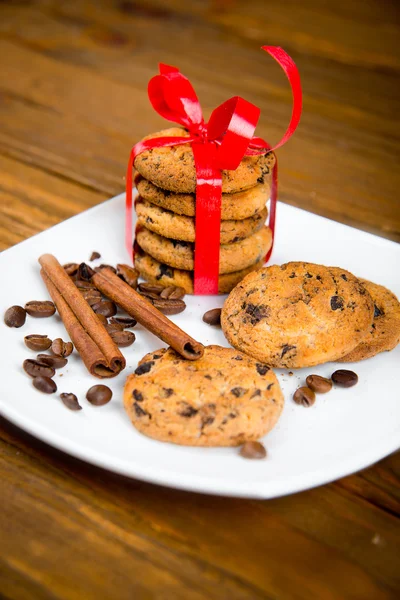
[[139, 289, 162, 300], [23, 359, 55, 379], [96, 313, 108, 325], [160, 286, 186, 300], [60, 393, 82, 411], [63, 263, 79, 276], [151, 297, 186, 315], [75, 279, 97, 290], [37, 354, 68, 369], [293, 386, 316, 407], [4, 305, 26, 328], [138, 282, 164, 295], [89, 251, 101, 261], [51, 338, 74, 357], [80, 288, 102, 306], [239, 441, 267, 459], [86, 385, 112, 406], [331, 369, 358, 388], [202, 308, 222, 326], [95, 264, 117, 274], [110, 330, 135, 347], [25, 300, 56, 318], [306, 374, 332, 393], [109, 316, 137, 329], [105, 322, 124, 334], [92, 300, 117, 317], [33, 376, 57, 394], [77, 262, 95, 281], [116, 264, 139, 288], [24, 334, 52, 351]]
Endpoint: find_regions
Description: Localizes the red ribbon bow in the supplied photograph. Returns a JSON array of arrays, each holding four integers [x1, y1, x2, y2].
[[126, 46, 302, 294]]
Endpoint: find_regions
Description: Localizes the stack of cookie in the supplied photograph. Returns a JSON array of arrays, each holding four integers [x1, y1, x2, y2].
[[132, 128, 275, 294]]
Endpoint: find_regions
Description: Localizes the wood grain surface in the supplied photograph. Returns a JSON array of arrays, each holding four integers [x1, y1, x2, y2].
[[1, 1, 399, 598]]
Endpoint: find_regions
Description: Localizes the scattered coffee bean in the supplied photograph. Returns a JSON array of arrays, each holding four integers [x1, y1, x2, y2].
[[160, 286, 186, 300], [239, 441, 267, 459], [75, 280, 97, 290], [202, 308, 222, 326], [140, 289, 162, 300], [95, 264, 117, 274], [4, 305, 26, 328], [96, 313, 108, 325], [37, 354, 68, 369], [86, 385, 112, 406], [33, 376, 57, 394], [24, 334, 52, 352], [306, 374, 332, 394], [293, 386, 316, 407], [138, 282, 164, 295], [51, 338, 74, 357], [105, 322, 124, 333], [80, 288, 102, 306], [92, 300, 117, 317], [109, 316, 137, 329], [331, 369, 358, 388], [77, 262, 95, 281], [63, 263, 79, 276], [25, 300, 56, 318], [116, 264, 139, 288], [89, 251, 101, 261], [110, 330, 135, 347], [23, 359, 55, 379], [60, 393, 82, 411], [151, 297, 186, 315]]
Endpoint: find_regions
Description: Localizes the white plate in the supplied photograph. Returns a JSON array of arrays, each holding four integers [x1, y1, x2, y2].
[[1, 194, 399, 499]]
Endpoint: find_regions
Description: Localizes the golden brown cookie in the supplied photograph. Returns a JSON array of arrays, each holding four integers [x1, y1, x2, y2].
[[123, 345, 284, 447], [134, 128, 275, 194], [134, 248, 265, 294], [136, 198, 268, 244], [136, 177, 270, 220], [136, 226, 272, 274], [221, 262, 375, 368], [338, 279, 400, 362]]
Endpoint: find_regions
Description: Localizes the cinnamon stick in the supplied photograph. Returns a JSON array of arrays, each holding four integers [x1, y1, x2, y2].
[[92, 268, 204, 360], [39, 254, 125, 378]]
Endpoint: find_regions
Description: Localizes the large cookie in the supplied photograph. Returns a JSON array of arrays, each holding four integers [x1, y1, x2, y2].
[[338, 279, 400, 362], [221, 262, 375, 368], [136, 198, 268, 245], [134, 128, 275, 194], [136, 226, 272, 274], [123, 345, 284, 447], [136, 176, 270, 220], [134, 248, 265, 294]]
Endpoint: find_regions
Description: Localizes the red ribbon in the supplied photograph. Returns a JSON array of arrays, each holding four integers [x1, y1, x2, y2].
[[126, 46, 302, 294]]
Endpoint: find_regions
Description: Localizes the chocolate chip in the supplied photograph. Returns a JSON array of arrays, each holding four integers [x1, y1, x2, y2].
[[341, 274, 348, 281], [281, 344, 296, 358], [4, 306, 26, 328], [202, 308, 222, 326], [231, 387, 246, 397], [305, 272, 313, 278], [289, 272, 296, 278], [162, 388, 174, 398], [330, 296, 344, 310], [132, 389, 143, 402], [244, 303, 270, 325], [89, 251, 101, 261], [171, 239, 189, 248], [293, 386, 315, 407], [179, 405, 198, 417], [86, 385, 112, 406], [25, 300, 56, 318], [256, 363, 270, 376], [77, 262, 95, 281], [306, 374, 332, 393], [374, 305, 384, 318], [134, 402, 148, 417], [204, 374, 212, 380], [33, 376, 57, 394], [60, 393, 82, 411], [116, 264, 139, 288], [266, 383, 274, 390], [135, 361, 154, 375], [156, 264, 173, 279], [239, 441, 267, 459], [251, 389, 261, 398], [233, 355, 243, 361], [316, 275, 322, 281], [37, 354, 68, 369], [23, 359, 55, 379], [331, 369, 358, 388], [24, 334, 52, 352], [91, 300, 117, 317], [110, 330, 136, 347], [51, 338, 74, 357], [202, 416, 214, 426]]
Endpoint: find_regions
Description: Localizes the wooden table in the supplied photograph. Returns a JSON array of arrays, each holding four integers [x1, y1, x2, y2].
[[1, 1, 399, 598]]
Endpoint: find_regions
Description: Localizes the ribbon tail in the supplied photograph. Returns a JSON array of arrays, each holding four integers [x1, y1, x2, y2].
[[265, 160, 278, 263], [192, 142, 222, 295]]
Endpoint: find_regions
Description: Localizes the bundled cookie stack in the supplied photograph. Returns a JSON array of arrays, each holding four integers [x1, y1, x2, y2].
[[132, 128, 275, 294]]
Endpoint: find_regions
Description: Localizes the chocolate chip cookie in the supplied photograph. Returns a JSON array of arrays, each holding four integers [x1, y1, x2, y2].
[[134, 248, 265, 294], [136, 199, 268, 245], [221, 262, 375, 368], [136, 176, 270, 220], [134, 128, 275, 194], [338, 279, 400, 362], [136, 226, 272, 274], [123, 345, 284, 446]]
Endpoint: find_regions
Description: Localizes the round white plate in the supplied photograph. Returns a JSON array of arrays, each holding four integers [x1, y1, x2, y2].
[[1, 195, 399, 498]]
